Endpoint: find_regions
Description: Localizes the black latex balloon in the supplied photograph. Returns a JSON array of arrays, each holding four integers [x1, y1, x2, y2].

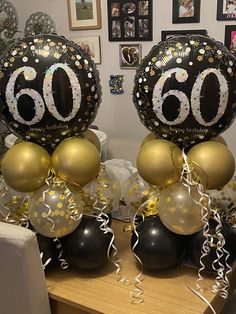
[[61, 215, 112, 271], [133, 35, 236, 148], [0, 34, 101, 151], [131, 216, 185, 270], [185, 220, 236, 271]]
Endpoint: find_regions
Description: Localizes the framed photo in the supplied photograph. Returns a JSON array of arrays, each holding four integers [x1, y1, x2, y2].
[[161, 29, 207, 41], [119, 44, 142, 68], [107, 0, 153, 41], [72, 36, 101, 64], [217, 0, 236, 20], [172, 0, 201, 23], [225, 25, 236, 55], [67, 0, 101, 30]]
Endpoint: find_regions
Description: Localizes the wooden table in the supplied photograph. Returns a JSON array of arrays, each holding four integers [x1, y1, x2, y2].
[[46, 220, 236, 314]]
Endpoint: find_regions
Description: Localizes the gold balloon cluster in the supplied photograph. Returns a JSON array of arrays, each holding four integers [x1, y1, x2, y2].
[[136, 133, 235, 235], [1, 134, 102, 238]]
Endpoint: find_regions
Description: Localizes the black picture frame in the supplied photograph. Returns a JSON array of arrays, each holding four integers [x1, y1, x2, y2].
[[107, 0, 153, 41], [225, 25, 236, 55], [217, 0, 236, 21], [161, 29, 207, 41], [172, 0, 201, 24]]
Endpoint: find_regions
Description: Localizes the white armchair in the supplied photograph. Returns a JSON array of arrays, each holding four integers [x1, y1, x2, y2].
[[0, 222, 51, 314]]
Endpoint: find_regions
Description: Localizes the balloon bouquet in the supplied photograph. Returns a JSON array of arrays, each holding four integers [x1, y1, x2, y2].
[[131, 35, 236, 296], [0, 34, 120, 271]]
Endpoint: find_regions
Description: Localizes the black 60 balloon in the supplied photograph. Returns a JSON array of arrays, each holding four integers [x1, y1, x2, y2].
[[133, 35, 236, 147], [0, 34, 101, 150]]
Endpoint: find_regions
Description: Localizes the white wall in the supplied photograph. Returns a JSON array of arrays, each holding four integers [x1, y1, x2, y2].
[[9, 0, 236, 156]]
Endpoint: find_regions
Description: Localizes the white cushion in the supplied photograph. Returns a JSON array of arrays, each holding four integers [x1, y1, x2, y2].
[[0, 222, 51, 314]]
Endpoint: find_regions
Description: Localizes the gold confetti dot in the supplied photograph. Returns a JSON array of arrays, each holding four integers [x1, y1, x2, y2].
[[59, 194, 65, 200], [49, 42, 56, 46], [49, 191, 55, 196], [54, 53, 60, 59], [60, 211, 65, 216], [166, 197, 171, 203], [197, 55, 203, 61], [42, 212, 47, 218], [54, 210, 59, 216], [208, 57, 214, 63], [0, 71, 4, 78], [10, 57, 15, 62], [36, 218, 41, 224], [42, 51, 49, 58], [34, 212, 38, 218], [205, 45, 211, 50], [57, 202, 63, 209]]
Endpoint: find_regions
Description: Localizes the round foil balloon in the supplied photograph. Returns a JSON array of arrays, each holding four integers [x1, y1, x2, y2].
[[133, 35, 236, 147], [0, 34, 101, 150], [28, 183, 84, 238]]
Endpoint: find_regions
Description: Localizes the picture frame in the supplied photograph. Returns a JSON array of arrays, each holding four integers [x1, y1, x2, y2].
[[161, 29, 207, 41], [217, 0, 236, 21], [119, 43, 142, 68], [107, 0, 153, 41], [67, 0, 101, 30], [72, 35, 101, 64], [225, 25, 236, 55], [172, 0, 201, 24]]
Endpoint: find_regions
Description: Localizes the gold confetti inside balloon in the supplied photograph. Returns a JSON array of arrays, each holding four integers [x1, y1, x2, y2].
[[140, 133, 159, 148], [81, 164, 121, 214], [158, 182, 205, 235], [28, 183, 83, 238], [123, 171, 159, 218], [187, 141, 235, 190], [0, 176, 30, 221], [209, 176, 236, 225], [1, 142, 51, 193], [136, 139, 183, 188], [52, 137, 101, 186]]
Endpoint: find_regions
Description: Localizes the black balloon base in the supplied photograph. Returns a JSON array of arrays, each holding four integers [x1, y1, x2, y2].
[[131, 216, 185, 271], [61, 215, 113, 271]]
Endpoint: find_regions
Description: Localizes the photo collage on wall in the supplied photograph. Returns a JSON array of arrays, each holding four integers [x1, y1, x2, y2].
[[107, 0, 153, 41]]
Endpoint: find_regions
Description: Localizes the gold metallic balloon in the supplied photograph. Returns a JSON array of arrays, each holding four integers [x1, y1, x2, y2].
[[80, 129, 101, 153], [52, 137, 101, 186], [187, 141, 235, 190], [1, 142, 51, 192], [136, 139, 183, 188], [212, 135, 227, 146], [81, 164, 121, 214], [123, 171, 159, 218], [158, 182, 204, 235], [28, 183, 83, 238], [140, 133, 159, 148]]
